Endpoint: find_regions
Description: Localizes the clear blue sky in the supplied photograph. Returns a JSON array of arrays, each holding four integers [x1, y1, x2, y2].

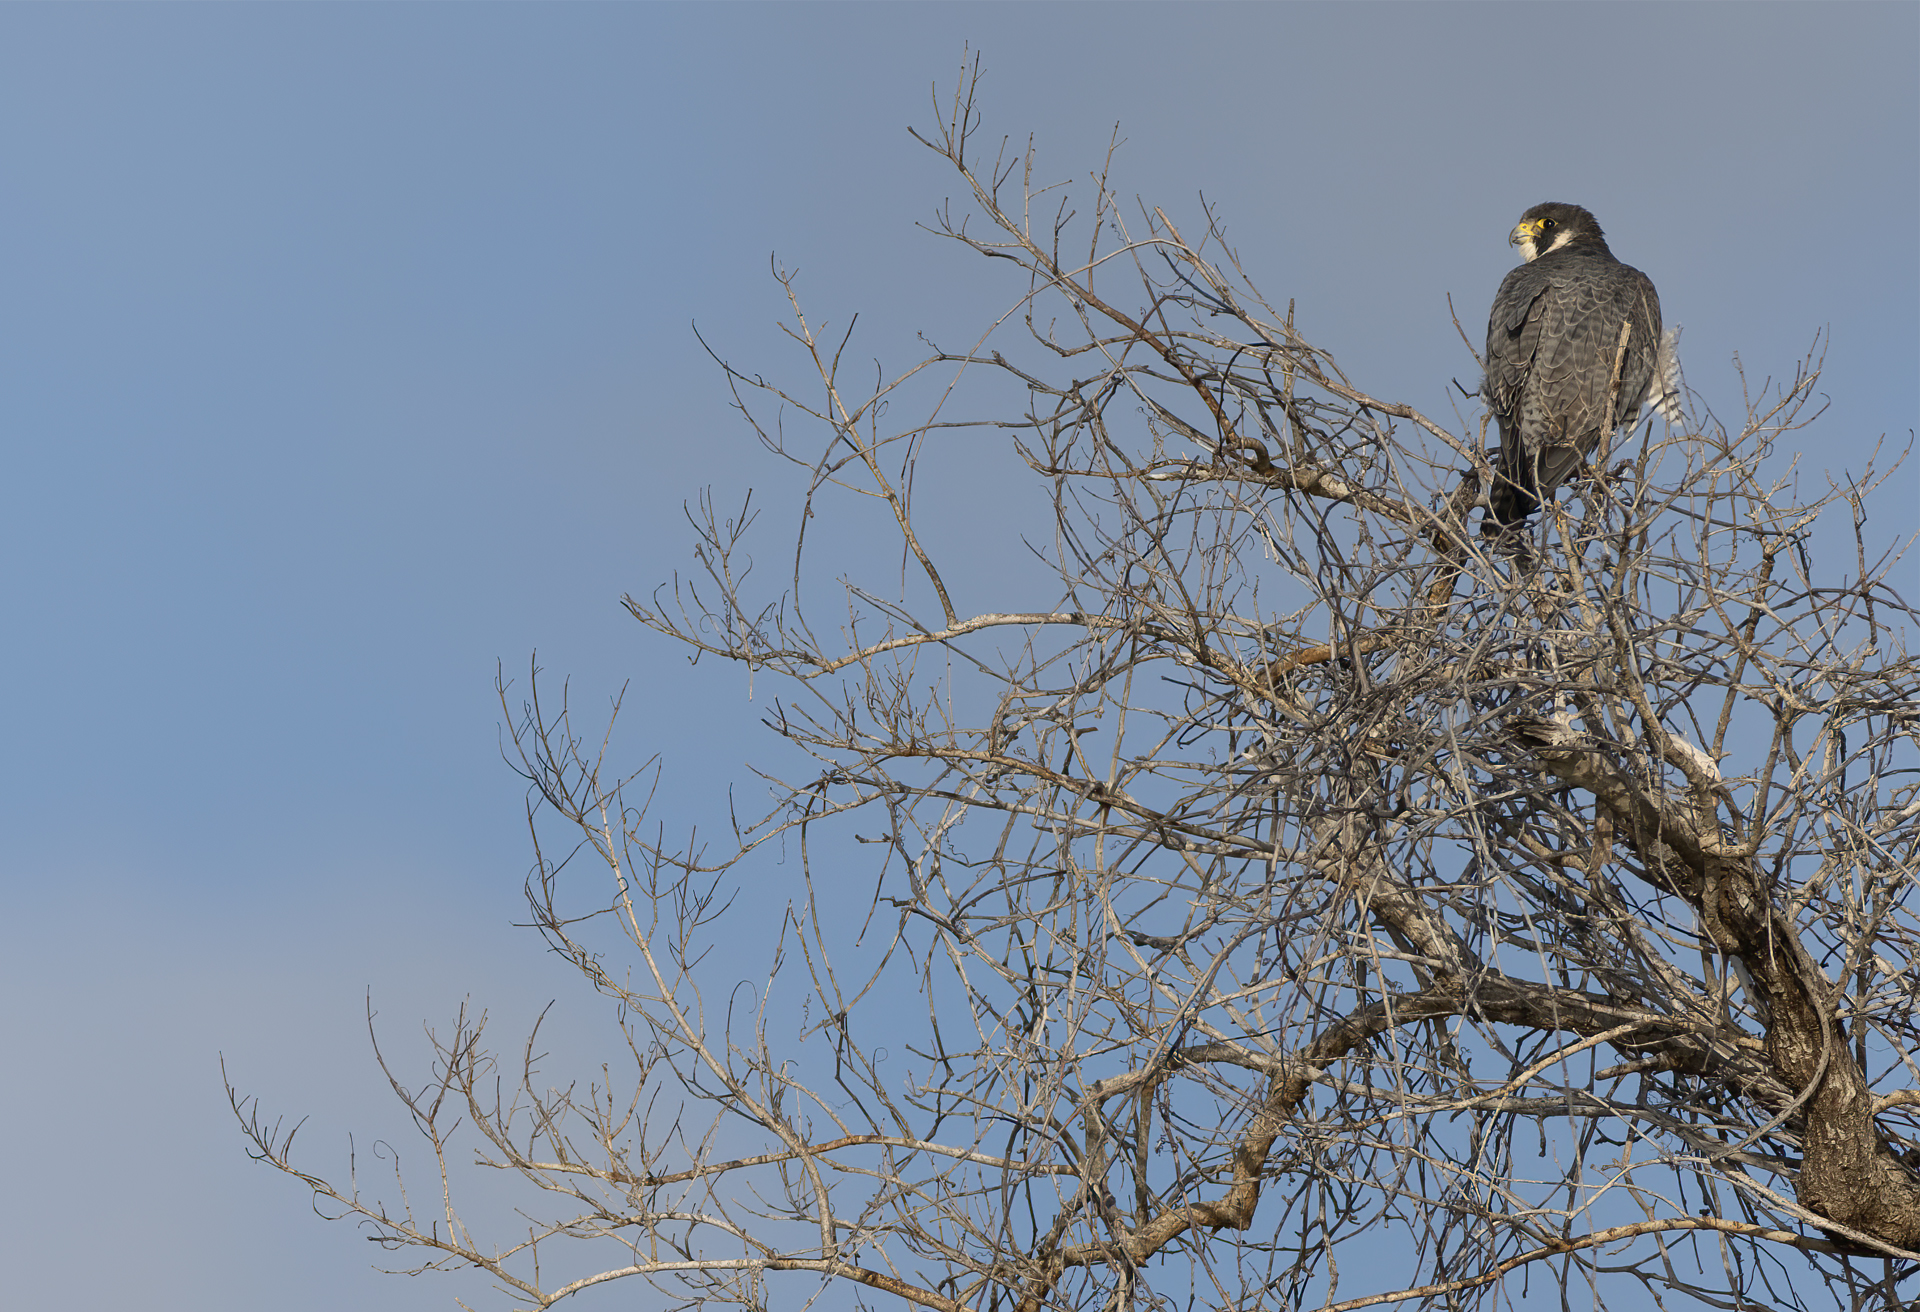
[[1, 5, 1912, 1309]]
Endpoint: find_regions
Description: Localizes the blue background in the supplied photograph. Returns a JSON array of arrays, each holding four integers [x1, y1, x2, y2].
[[1, 5, 1912, 1308]]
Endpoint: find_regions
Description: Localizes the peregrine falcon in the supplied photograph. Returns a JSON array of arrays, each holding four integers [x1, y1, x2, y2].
[[1482, 203, 1679, 532]]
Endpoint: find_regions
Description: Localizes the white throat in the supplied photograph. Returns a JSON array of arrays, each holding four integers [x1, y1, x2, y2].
[[1517, 226, 1581, 263]]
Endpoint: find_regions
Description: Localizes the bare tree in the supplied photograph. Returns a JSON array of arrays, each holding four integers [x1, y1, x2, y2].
[[234, 64, 1920, 1311]]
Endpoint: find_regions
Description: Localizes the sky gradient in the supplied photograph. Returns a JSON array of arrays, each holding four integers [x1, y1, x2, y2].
[[1, 5, 1913, 1309]]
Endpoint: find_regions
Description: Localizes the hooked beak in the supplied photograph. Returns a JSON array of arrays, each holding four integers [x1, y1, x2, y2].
[[1510, 219, 1544, 262]]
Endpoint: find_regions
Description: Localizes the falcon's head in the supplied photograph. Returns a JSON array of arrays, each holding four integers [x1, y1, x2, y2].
[[1509, 202, 1605, 262]]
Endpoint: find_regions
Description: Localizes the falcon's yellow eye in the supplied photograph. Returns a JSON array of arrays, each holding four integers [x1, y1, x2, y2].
[[1541, 219, 1556, 229]]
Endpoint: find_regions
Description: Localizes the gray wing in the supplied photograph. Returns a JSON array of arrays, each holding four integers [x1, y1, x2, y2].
[[1485, 254, 1661, 522], [1525, 256, 1662, 496], [1483, 263, 1548, 423], [1483, 263, 1554, 524]]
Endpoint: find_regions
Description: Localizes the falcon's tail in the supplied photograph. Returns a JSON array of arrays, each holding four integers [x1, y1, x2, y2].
[[1485, 426, 1540, 531]]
